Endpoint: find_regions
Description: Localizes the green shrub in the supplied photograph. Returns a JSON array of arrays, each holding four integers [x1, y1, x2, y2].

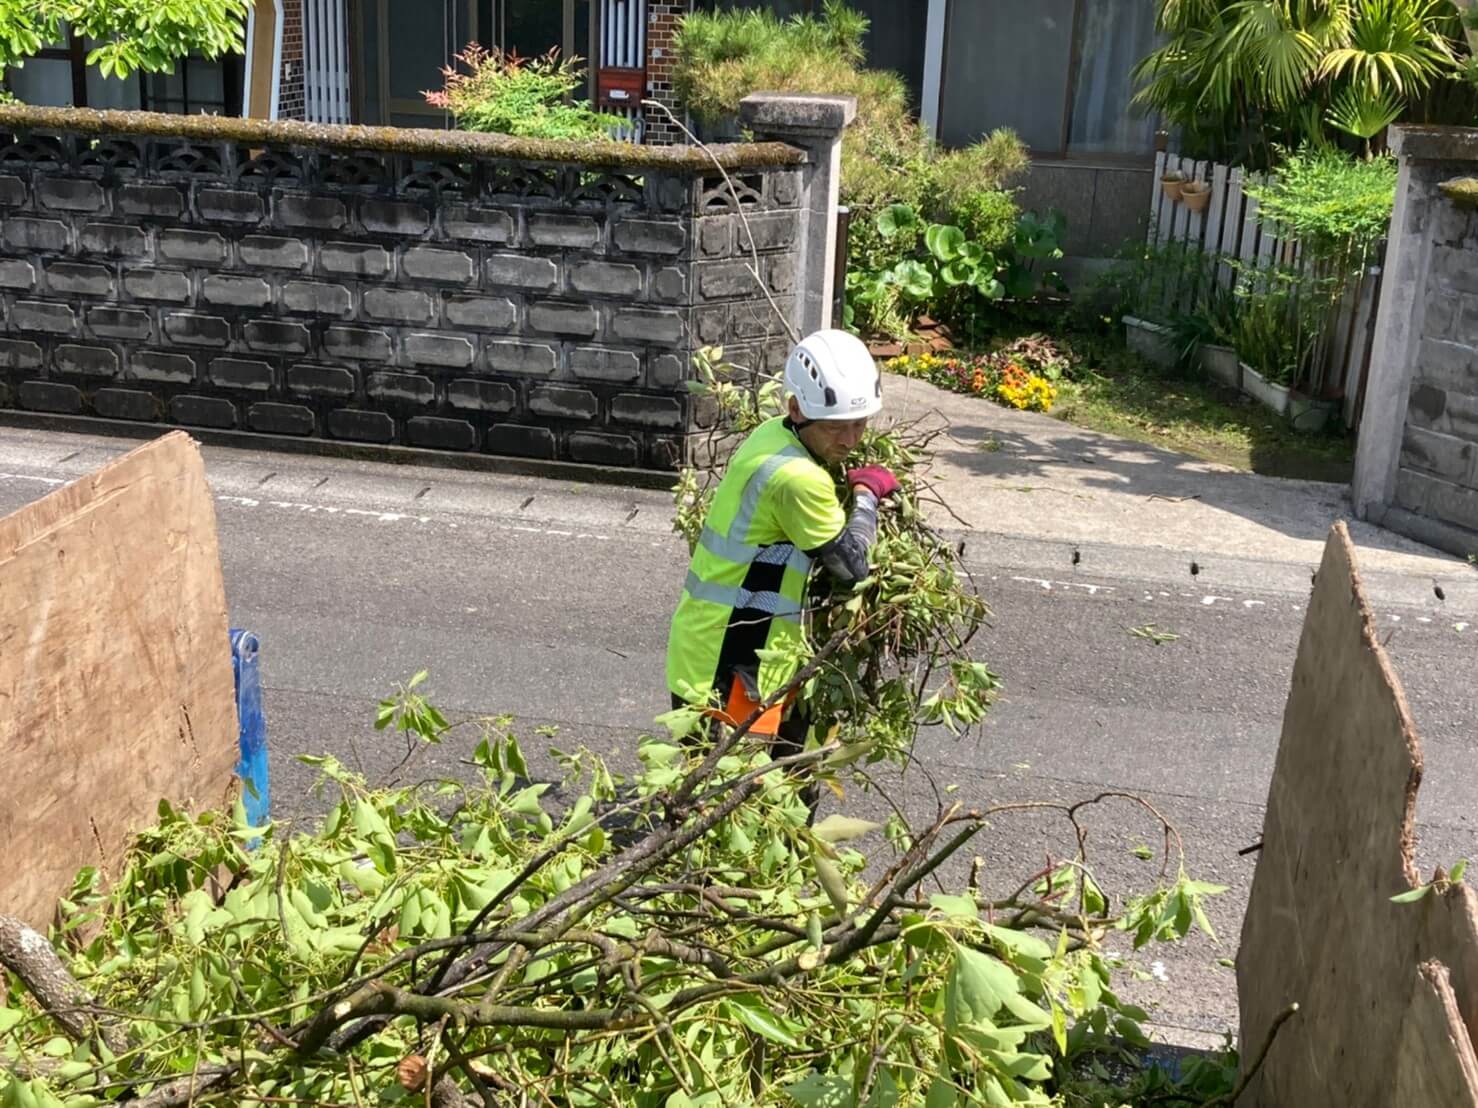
[[673, 2, 868, 124], [1246, 147, 1396, 261], [1230, 268, 1329, 387], [932, 129, 1031, 213], [425, 44, 622, 140], [952, 188, 1020, 253], [673, 3, 1033, 339]]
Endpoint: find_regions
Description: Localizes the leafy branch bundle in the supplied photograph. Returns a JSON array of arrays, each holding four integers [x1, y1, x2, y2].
[[1, 353, 1228, 1107]]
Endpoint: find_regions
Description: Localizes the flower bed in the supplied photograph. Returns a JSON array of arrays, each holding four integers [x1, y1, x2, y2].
[[885, 337, 1064, 413]]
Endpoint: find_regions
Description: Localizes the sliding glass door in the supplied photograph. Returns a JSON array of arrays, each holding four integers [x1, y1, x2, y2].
[[355, 0, 595, 125]]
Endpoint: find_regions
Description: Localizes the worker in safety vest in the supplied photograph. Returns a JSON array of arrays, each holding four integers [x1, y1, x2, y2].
[[666, 329, 900, 747]]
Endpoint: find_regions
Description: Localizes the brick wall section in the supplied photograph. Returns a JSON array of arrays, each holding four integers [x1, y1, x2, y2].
[[0, 125, 803, 470], [1392, 198, 1478, 534], [278, 1, 307, 121], [643, 1, 692, 146]]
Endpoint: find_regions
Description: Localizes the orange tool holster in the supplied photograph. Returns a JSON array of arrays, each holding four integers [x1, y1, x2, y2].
[[705, 671, 793, 738]]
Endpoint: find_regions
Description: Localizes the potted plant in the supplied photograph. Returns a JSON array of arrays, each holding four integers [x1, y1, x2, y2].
[[1167, 267, 1241, 388], [1161, 169, 1187, 202], [1232, 284, 1291, 415], [1181, 180, 1212, 212]]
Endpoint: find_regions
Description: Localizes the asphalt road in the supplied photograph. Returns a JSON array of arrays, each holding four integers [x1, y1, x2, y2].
[[4, 425, 1476, 1043]]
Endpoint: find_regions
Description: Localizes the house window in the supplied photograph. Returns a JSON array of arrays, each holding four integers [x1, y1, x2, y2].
[[3, 24, 239, 115], [1066, 0, 1159, 156], [937, 0, 1157, 160], [141, 56, 237, 115]]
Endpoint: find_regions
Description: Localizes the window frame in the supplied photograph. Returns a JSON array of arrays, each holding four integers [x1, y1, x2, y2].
[[932, 0, 1158, 163]]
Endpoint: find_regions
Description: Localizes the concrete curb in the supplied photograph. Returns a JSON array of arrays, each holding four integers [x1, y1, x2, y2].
[[0, 411, 678, 492]]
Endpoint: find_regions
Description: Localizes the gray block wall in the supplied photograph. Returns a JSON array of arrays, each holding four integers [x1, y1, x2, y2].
[[1353, 127, 1478, 556], [0, 111, 809, 470]]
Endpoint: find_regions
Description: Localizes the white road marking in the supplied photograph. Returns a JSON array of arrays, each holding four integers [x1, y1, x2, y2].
[[0, 471, 64, 486], [1011, 576, 1115, 596]]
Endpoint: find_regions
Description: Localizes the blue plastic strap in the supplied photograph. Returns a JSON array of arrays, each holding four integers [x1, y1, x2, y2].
[[230, 629, 270, 833]]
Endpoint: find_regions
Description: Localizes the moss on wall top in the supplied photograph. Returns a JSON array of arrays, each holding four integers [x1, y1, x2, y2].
[[0, 105, 805, 172], [1438, 177, 1478, 210]]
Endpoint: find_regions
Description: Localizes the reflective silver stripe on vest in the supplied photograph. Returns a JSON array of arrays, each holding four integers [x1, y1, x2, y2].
[[732, 444, 809, 540], [697, 441, 813, 571], [699, 527, 813, 574], [682, 571, 803, 623]]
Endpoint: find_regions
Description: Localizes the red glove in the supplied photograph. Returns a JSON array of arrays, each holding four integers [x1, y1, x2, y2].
[[847, 465, 900, 501]]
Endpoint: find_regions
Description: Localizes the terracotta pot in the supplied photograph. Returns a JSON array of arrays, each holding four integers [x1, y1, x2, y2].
[[1161, 176, 1186, 202], [1181, 183, 1212, 212]]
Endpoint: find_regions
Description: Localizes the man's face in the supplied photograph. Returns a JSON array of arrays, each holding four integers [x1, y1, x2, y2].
[[792, 403, 868, 465]]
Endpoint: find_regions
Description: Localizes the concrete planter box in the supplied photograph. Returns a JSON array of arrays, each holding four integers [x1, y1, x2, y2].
[[1241, 363, 1291, 417], [1199, 343, 1242, 389], [1123, 316, 1178, 368], [1287, 392, 1338, 434]]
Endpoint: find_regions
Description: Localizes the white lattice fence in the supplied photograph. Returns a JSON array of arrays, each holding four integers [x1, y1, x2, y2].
[[1147, 150, 1384, 427]]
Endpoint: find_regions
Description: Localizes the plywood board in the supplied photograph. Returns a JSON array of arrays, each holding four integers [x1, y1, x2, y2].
[[0, 432, 237, 928], [1237, 522, 1478, 1106], [1394, 963, 1478, 1108]]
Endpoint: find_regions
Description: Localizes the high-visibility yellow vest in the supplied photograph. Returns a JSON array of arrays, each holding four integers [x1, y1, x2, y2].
[[667, 417, 846, 701]]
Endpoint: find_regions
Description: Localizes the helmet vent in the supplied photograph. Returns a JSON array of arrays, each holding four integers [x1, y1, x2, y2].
[[823, 386, 837, 408]]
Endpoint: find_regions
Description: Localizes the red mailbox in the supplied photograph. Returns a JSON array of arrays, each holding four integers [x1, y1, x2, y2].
[[597, 67, 646, 109]]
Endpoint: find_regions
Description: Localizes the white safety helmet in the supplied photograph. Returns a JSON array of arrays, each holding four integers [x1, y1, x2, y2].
[[783, 329, 883, 421]]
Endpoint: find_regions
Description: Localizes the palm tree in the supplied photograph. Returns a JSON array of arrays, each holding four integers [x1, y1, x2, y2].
[[1133, 0, 1469, 165]]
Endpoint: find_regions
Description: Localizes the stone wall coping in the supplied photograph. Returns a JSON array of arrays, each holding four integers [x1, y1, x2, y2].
[[1391, 125, 1478, 164], [0, 105, 806, 172], [738, 93, 857, 138]]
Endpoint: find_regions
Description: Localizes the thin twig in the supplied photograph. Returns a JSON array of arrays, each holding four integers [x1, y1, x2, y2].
[[1204, 1002, 1299, 1107]]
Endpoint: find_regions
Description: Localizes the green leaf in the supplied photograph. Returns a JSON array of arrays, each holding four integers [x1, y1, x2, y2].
[[946, 943, 1019, 1030], [0, 1008, 25, 1034], [925, 223, 966, 261], [876, 203, 918, 239], [982, 1047, 1052, 1082], [983, 923, 1052, 963], [813, 848, 850, 917], [1452, 859, 1469, 884], [1049, 998, 1068, 1054], [505, 735, 529, 779], [1391, 884, 1432, 904], [928, 893, 979, 920], [812, 815, 880, 843], [1082, 872, 1107, 915], [924, 1076, 958, 1108], [725, 997, 801, 1047], [1130, 844, 1154, 860], [1001, 992, 1053, 1029], [784, 1073, 851, 1108], [940, 259, 975, 286], [891, 260, 933, 300]]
